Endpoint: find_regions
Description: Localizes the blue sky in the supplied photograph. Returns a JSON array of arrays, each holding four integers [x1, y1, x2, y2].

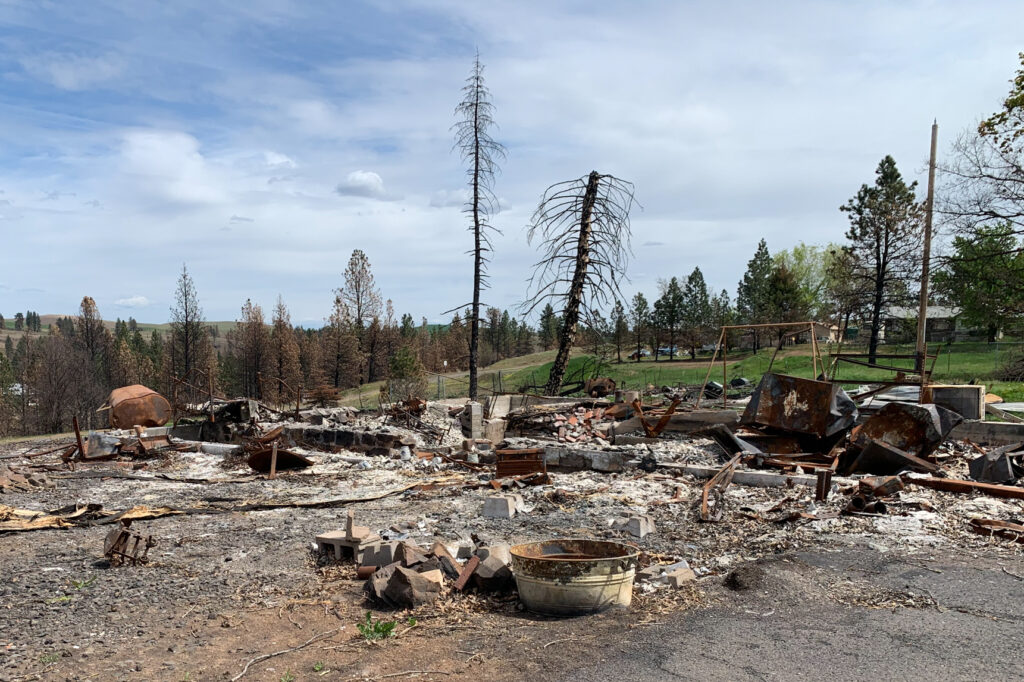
[[0, 0, 1022, 326]]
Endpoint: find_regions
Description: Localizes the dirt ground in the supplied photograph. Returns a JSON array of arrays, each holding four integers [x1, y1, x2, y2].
[[2, 426, 1023, 681]]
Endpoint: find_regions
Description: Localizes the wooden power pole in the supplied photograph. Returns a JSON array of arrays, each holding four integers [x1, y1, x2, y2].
[[916, 120, 938, 379]]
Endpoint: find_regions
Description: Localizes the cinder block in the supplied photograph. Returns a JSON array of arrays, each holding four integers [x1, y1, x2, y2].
[[613, 514, 655, 538], [482, 494, 523, 519], [474, 544, 511, 565], [360, 540, 402, 567]]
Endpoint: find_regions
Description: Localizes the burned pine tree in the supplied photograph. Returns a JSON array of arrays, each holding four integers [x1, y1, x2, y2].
[[523, 171, 636, 395], [453, 55, 505, 400]]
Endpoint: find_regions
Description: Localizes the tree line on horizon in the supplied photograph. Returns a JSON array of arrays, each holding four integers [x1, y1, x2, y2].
[[2, 52, 1024, 436]]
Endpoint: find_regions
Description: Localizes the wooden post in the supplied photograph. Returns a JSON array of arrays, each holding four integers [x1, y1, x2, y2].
[[916, 121, 938, 383], [269, 442, 278, 480], [208, 373, 215, 423]]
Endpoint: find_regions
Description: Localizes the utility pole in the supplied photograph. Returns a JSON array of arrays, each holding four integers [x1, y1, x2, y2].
[[916, 120, 938, 381]]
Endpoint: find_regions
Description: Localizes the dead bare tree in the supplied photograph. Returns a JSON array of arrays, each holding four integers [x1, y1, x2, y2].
[[522, 171, 636, 395], [453, 54, 505, 400]]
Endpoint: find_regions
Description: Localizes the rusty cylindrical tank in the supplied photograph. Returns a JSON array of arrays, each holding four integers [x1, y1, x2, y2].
[[103, 385, 172, 429]]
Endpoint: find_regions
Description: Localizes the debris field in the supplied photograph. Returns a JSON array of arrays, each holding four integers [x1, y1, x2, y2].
[[2, 374, 1024, 680]]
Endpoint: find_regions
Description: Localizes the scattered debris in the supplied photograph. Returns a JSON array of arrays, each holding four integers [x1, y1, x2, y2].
[[103, 520, 155, 566]]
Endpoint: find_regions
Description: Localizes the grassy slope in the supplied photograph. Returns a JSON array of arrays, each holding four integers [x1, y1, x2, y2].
[[342, 341, 1024, 406]]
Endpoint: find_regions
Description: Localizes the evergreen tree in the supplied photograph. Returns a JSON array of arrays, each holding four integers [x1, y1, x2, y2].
[[653, 277, 684, 361], [682, 267, 712, 359], [630, 293, 650, 362], [538, 303, 559, 350], [841, 155, 922, 363], [610, 300, 628, 363], [736, 239, 773, 351]]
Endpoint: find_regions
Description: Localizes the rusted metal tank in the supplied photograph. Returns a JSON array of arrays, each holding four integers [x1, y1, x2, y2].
[[103, 385, 172, 429], [741, 373, 857, 438], [510, 539, 639, 616]]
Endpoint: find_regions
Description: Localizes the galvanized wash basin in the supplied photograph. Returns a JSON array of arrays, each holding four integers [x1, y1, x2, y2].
[[510, 539, 640, 616]]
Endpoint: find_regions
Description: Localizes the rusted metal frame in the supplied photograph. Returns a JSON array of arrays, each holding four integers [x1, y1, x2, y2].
[[908, 476, 1024, 500], [969, 518, 1024, 543], [72, 415, 86, 459], [700, 454, 741, 521], [722, 330, 728, 409], [648, 397, 682, 437], [810, 327, 820, 379], [830, 352, 940, 360], [630, 399, 656, 438], [695, 328, 724, 409], [831, 356, 928, 374]]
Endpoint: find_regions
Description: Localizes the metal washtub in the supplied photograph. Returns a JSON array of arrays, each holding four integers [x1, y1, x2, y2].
[[510, 539, 640, 616]]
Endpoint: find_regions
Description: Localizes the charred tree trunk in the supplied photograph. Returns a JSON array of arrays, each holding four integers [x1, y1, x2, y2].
[[469, 91, 482, 399], [545, 171, 599, 395]]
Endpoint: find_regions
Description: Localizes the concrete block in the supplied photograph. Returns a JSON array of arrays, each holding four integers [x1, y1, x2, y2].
[[475, 544, 511, 565], [667, 566, 697, 588], [360, 540, 402, 568], [637, 560, 690, 584], [482, 494, 523, 519], [613, 514, 655, 538], [316, 529, 382, 563], [462, 401, 484, 439], [483, 418, 506, 444], [923, 384, 985, 420], [543, 446, 625, 473]]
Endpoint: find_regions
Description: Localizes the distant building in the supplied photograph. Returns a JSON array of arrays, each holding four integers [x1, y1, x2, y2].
[[880, 306, 975, 343]]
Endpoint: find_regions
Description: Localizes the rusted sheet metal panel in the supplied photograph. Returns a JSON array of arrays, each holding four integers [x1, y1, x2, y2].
[[741, 374, 857, 438], [246, 447, 313, 472], [105, 385, 172, 429], [853, 402, 962, 459]]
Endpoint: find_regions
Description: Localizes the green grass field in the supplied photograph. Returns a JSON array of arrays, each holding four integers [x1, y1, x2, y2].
[[343, 341, 1024, 405]]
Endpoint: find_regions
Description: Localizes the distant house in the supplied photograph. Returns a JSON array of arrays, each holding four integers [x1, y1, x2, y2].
[[880, 306, 970, 343]]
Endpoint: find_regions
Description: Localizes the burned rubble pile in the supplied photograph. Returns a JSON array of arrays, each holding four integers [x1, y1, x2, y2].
[[2, 372, 1024, 676]]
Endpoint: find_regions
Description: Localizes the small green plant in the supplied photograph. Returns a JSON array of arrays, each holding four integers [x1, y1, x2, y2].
[[356, 611, 397, 641], [313, 661, 326, 672], [280, 672, 296, 682], [39, 652, 60, 664], [70, 576, 96, 590], [45, 595, 72, 604], [180, 674, 192, 682], [406, 616, 417, 627]]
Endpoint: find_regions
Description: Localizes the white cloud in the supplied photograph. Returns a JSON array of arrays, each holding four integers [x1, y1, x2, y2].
[[114, 295, 151, 308], [336, 170, 388, 199], [20, 52, 124, 91], [119, 130, 226, 205], [430, 188, 469, 208], [263, 151, 296, 169]]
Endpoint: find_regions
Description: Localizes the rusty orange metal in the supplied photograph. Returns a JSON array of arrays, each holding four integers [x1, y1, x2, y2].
[[103, 385, 172, 429], [741, 374, 857, 438]]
